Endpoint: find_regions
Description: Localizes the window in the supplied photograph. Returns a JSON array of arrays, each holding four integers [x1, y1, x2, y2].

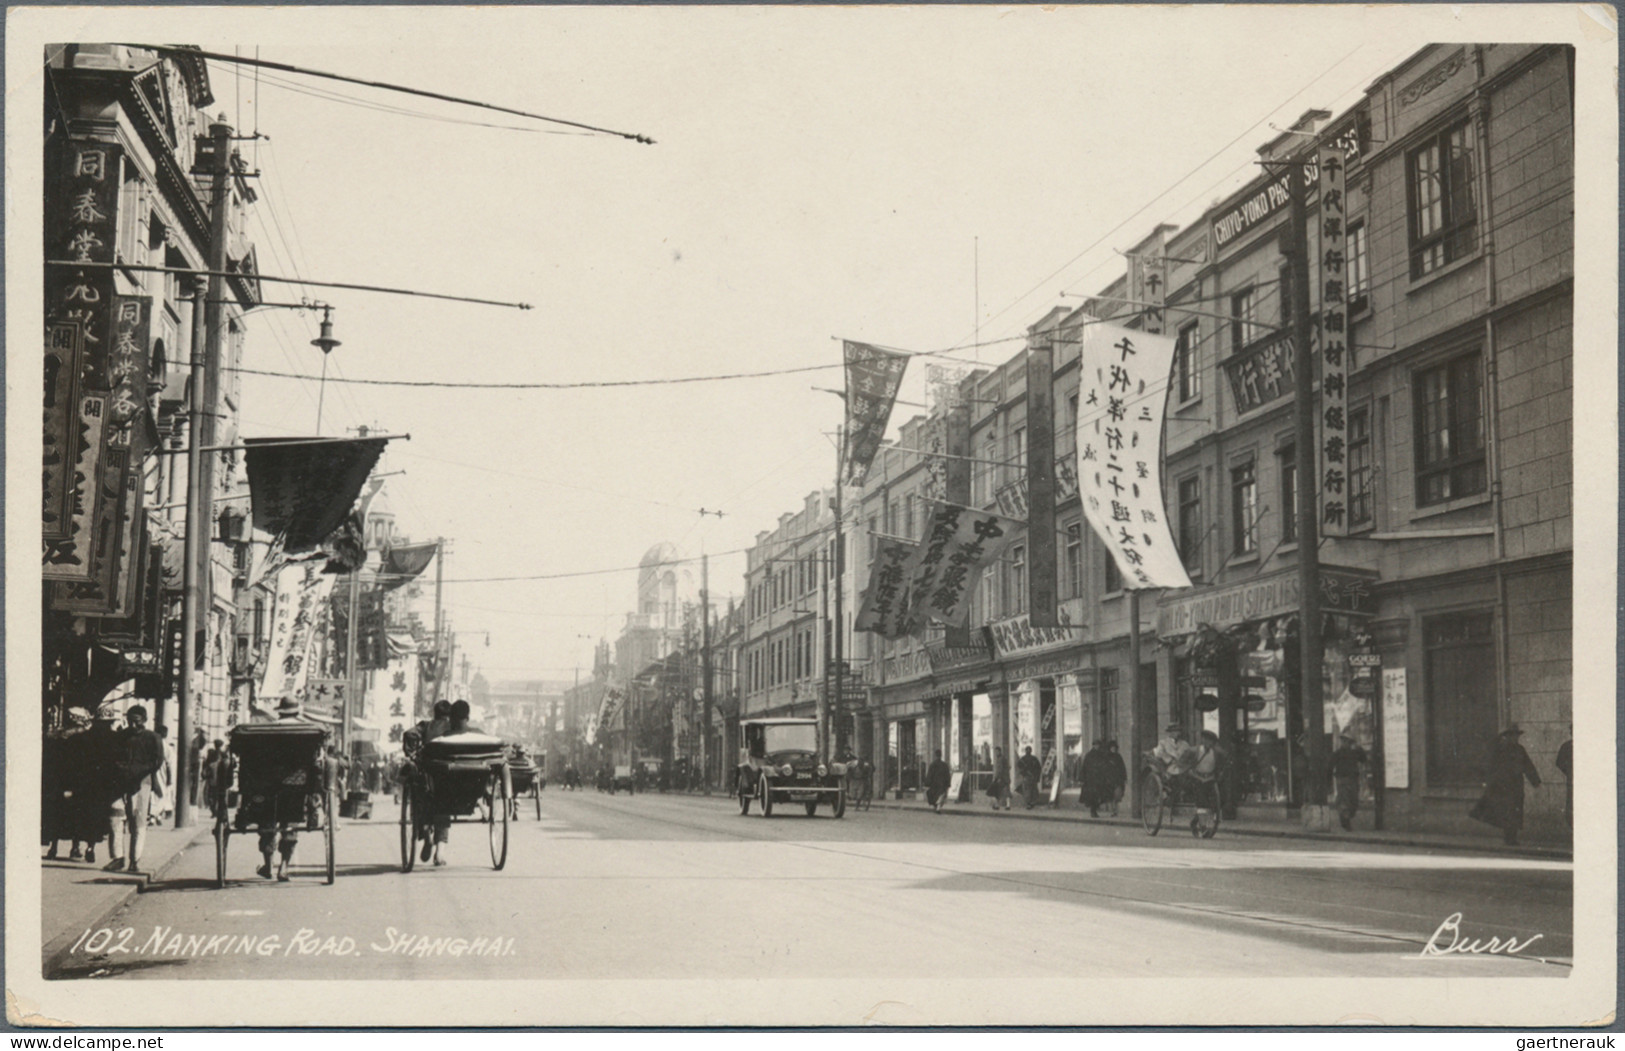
[[1009, 427, 1026, 487], [1408, 119, 1478, 279], [1176, 321, 1202, 402], [1231, 461, 1258, 555], [886, 500, 899, 539], [1278, 448, 1297, 544], [1414, 351, 1486, 506], [1424, 612, 1497, 785], [1067, 393, 1080, 441], [1009, 545, 1027, 612], [979, 566, 997, 621], [1177, 475, 1202, 570], [1348, 405, 1373, 526], [904, 493, 916, 539], [1064, 521, 1084, 599], [1231, 288, 1259, 351], [1103, 547, 1122, 594], [868, 516, 879, 560], [1098, 667, 1119, 743], [1347, 220, 1370, 311]]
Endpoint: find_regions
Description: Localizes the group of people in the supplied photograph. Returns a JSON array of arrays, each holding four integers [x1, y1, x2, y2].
[[41, 704, 170, 875]]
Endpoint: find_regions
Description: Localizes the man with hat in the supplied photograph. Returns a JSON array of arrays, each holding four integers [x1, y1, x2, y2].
[[256, 696, 310, 880], [104, 704, 164, 874], [1472, 723, 1542, 846]]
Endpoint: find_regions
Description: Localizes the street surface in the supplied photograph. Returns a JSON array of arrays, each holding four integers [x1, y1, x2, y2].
[[48, 791, 1570, 980]]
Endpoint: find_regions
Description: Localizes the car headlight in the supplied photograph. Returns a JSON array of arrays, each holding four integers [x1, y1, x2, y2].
[[780, 763, 795, 777], [817, 764, 828, 777]]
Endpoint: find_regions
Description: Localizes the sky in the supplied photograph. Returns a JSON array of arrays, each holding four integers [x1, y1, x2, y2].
[[23, 5, 1574, 685]]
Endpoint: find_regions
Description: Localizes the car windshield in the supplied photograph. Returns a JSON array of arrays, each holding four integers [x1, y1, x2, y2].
[[763, 723, 816, 754]]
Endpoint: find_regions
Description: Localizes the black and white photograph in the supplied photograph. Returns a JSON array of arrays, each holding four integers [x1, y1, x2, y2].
[[7, 3, 1617, 1030]]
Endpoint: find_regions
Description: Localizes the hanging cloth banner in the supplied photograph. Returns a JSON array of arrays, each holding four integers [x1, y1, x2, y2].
[[364, 648, 417, 753], [903, 502, 1022, 630], [245, 436, 388, 553], [378, 541, 439, 590], [1075, 320, 1192, 591], [854, 536, 920, 638], [1317, 145, 1351, 537], [842, 341, 910, 485], [258, 561, 338, 702]]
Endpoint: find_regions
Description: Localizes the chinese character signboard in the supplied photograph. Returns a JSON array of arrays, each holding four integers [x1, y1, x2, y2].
[[1317, 144, 1350, 536], [1129, 234, 1168, 335], [1075, 321, 1191, 591], [842, 341, 909, 485], [854, 536, 918, 639], [1221, 330, 1296, 414], [901, 502, 1021, 630], [258, 561, 337, 703]]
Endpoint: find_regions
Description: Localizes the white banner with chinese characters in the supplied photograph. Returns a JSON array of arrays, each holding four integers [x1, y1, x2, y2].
[[1318, 145, 1350, 536], [364, 651, 417, 753], [1075, 320, 1191, 591], [257, 561, 337, 703], [902, 502, 1022, 630]]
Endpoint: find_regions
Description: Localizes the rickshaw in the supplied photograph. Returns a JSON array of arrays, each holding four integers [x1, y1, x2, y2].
[[397, 731, 511, 871], [1140, 751, 1222, 839], [505, 745, 543, 821], [209, 722, 338, 887]]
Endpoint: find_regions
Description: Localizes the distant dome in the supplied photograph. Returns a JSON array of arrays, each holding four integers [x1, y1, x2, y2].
[[639, 542, 681, 568]]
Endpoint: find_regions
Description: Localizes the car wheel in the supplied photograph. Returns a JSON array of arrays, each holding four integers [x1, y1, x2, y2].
[[758, 776, 774, 817], [832, 791, 846, 819], [738, 780, 751, 815]]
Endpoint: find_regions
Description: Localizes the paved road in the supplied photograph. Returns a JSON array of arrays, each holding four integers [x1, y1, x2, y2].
[[48, 789, 1570, 981]]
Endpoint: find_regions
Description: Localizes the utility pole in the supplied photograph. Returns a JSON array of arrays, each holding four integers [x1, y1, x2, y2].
[[701, 553, 713, 793], [175, 119, 232, 829], [344, 563, 360, 759], [830, 425, 845, 764], [432, 537, 445, 712], [1288, 154, 1329, 818]]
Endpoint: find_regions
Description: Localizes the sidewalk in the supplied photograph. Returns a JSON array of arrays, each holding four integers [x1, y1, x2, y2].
[[40, 821, 212, 964], [867, 793, 1573, 860]]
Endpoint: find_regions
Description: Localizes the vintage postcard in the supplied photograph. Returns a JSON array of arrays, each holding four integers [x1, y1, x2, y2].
[[7, 3, 1617, 1029]]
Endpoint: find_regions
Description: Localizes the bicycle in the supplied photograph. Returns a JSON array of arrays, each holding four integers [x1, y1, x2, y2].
[[1140, 755, 1221, 839]]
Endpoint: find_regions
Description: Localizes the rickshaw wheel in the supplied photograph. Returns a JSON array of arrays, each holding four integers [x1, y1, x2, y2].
[[488, 770, 510, 871], [758, 776, 774, 818], [832, 790, 846, 819], [1141, 771, 1165, 836], [399, 782, 417, 873], [214, 806, 228, 888], [324, 787, 336, 884]]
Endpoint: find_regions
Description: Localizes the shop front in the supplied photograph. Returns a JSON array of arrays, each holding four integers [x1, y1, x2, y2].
[[872, 637, 996, 800], [1157, 565, 1379, 818], [987, 607, 1089, 805]]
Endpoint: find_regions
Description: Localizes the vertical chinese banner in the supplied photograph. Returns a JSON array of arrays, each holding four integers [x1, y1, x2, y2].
[[902, 502, 1022, 630], [1317, 145, 1350, 537], [842, 341, 909, 485], [258, 562, 338, 704], [1129, 233, 1169, 336], [854, 536, 918, 639], [43, 139, 122, 579], [1075, 321, 1191, 591]]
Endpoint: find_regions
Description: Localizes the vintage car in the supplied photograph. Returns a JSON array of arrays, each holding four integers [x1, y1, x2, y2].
[[735, 717, 846, 818]]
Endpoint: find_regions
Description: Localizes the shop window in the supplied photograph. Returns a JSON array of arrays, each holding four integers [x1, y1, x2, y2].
[[1414, 350, 1486, 506], [1176, 321, 1202, 402], [1177, 475, 1202, 571], [1231, 287, 1260, 351], [1103, 546, 1122, 594], [1063, 520, 1084, 599], [1407, 119, 1478, 279], [1231, 461, 1258, 556], [1347, 405, 1373, 526], [1278, 447, 1297, 544], [1424, 611, 1497, 785], [1347, 220, 1370, 312]]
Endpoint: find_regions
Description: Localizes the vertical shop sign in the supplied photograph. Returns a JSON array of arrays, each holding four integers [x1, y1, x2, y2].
[[259, 561, 338, 703], [901, 502, 1021, 630], [1381, 667, 1408, 789], [43, 320, 86, 556], [1075, 320, 1191, 591], [1317, 145, 1350, 536]]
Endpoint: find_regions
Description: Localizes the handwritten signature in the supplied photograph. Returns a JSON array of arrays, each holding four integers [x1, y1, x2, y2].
[[1420, 912, 1543, 957]]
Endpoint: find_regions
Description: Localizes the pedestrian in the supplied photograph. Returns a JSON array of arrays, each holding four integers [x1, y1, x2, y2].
[[79, 706, 123, 865], [1078, 739, 1113, 818], [201, 738, 228, 818], [152, 724, 176, 824], [257, 697, 309, 880], [1016, 746, 1043, 809], [1104, 739, 1128, 817], [447, 699, 481, 734], [104, 704, 165, 875], [924, 750, 951, 813], [1555, 730, 1572, 830], [1470, 724, 1541, 846], [1331, 735, 1368, 831], [188, 727, 207, 808], [988, 747, 1013, 810], [42, 708, 94, 860]]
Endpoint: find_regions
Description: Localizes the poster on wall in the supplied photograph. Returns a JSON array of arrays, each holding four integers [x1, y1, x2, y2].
[[1381, 667, 1409, 789]]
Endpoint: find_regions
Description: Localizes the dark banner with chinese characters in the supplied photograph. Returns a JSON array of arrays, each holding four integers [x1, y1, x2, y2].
[[842, 341, 909, 485], [1317, 144, 1350, 537], [245, 437, 388, 552], [1221, 330, 1296, 415], [855, 536, 918, 638], [379, 541, 438, 590], [901, 502, 1021, 630], [1075, 320, 1190, 591]]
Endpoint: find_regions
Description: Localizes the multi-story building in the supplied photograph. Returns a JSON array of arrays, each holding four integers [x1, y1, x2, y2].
[[740, 490, 838, 728], [847, 43, 1571, 838], [43, 44, 260, 742]]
